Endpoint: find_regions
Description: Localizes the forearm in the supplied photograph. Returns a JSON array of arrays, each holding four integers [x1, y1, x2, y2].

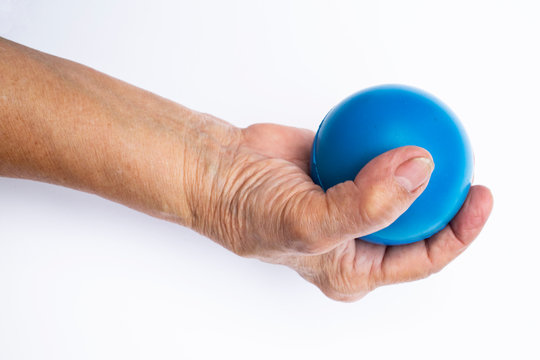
[[0, 37, 241, 227], [0, 39, 494, 302]]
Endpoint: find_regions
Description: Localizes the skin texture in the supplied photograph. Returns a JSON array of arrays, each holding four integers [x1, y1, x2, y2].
[[0, 38, 493, 302]]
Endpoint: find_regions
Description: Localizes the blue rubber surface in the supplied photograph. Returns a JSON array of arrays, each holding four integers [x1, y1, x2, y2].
[[310, 85, 474, 245]]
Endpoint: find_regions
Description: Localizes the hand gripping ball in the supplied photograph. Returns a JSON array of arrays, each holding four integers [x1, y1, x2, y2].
[[310, 85, 474, 245]]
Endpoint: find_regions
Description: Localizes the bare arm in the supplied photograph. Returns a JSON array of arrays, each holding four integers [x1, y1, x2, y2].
[[0, 37, 240, 227], [0, 37, 493, 301]]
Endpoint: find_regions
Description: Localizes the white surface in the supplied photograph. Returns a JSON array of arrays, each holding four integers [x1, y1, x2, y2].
[[1, 1, 539, 359]]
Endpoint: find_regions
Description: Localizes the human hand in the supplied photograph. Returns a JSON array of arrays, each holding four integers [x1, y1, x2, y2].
[[190, 122, 493, 301], [0, 38, 493, 302]]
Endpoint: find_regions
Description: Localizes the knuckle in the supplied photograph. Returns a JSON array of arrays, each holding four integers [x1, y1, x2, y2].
[[362, 185, 391, 219], [358, 183, 409, 231], [315, 265, 370, 302]]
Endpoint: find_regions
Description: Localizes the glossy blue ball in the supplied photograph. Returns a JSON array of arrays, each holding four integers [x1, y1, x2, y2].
[[310, 85, 473, 245]]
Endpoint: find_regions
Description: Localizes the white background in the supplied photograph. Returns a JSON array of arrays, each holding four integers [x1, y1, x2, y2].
[[1, 0, 539, 359]]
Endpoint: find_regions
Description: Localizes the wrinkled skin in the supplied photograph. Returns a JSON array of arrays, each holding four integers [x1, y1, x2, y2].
[[191, 123, 493, 302], [1, 38, 493, 302]]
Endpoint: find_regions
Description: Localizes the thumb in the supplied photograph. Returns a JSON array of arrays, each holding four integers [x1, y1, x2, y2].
[[293, 146, 434, 254]]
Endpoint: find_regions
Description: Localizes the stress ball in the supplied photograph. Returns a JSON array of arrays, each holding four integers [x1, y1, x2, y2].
[[310, 85, 473, 245]]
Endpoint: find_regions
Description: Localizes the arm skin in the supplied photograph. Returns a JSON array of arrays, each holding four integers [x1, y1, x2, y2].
[[0, 37, 493, 301]]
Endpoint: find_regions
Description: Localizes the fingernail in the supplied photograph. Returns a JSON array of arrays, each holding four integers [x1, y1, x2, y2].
[[394, 157, 434, 193]]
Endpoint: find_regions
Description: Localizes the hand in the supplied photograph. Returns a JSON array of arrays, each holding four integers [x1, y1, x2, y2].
[[0, 38, 493, 302], [192, 123, 493, 301]]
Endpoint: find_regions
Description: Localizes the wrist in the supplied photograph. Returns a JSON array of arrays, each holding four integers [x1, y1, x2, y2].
[[180, 112, 243, 231], [93, 102, 243, 230], [84, 97, 244, 229], [0, 38, 244, 231]]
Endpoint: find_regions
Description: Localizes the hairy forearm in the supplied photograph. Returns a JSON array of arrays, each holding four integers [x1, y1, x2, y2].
[[0, 37, 241, 227]]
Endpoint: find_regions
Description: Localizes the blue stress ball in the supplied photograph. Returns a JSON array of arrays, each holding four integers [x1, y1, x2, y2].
[[310, 85, 473, 245]]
